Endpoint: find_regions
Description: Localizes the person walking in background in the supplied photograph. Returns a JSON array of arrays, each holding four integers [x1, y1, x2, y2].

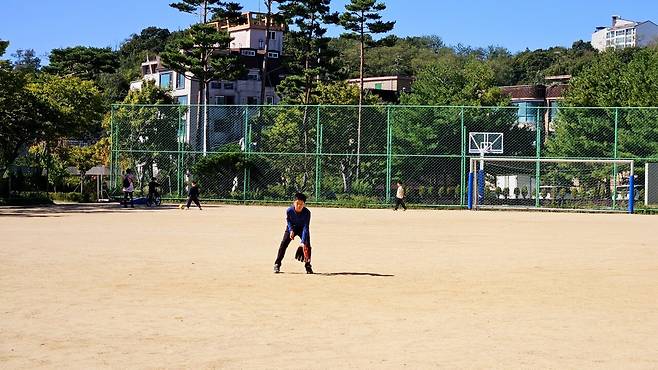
[[185, 180, 202, 210], [122, 169, 135, 208], [394, 181, 407, 211]]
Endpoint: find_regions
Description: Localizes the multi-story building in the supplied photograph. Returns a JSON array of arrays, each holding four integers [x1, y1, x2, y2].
[[346, 76, 414, 103], [592, 15, 658, 51], [130, 12, 286, 105], [500, 75, 570, 134], [129, 12, 287, 151]]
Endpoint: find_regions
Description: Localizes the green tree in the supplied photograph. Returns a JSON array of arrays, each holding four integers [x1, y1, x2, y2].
[[259, 0, 285, 105], [511, 48, 560, 84], [113, 80, 180, 192], [162, 0, 244, 154], [26, 74, 105, 140], [396, 58, 534, 202], [11, 49, 41, 73], [260, 81, 382, 195], [402, 56, 507, 106], [278, 0, 338, 103], [328, 35, 449, 79], [44, 46, 119, 81], [68, 144, 101, 195], [0, 56, 51, 179], [340, 0, 394, 179], [118, 27, 173, 82], [43, 46, 127, 104]]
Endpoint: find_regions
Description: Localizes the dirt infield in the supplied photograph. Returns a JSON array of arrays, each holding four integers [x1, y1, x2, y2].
[[1, 204, 657, 369]]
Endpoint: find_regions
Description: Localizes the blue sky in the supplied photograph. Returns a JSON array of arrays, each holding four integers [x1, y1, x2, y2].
[[1, 0, 656, 63]]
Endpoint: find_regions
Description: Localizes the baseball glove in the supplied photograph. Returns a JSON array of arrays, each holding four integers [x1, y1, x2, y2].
[[295, 245, 305, 262]]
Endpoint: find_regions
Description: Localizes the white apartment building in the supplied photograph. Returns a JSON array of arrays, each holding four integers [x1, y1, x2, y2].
[[592, 15, 658, 51], [129, 12, 287, 152]]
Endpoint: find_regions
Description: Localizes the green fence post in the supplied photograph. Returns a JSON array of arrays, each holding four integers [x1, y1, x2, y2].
[[112, 104, 120, 193], [315, 105, 321, 202], [460, 107, 466, 207], [243, 106, 249, 203], [535, 107, 541, 208], [177, 105, 183, 198], [613, 107, 619, 210], [319, 121, 324, 201], [109, 105, 115, 191], [386, 106, 392, 203]]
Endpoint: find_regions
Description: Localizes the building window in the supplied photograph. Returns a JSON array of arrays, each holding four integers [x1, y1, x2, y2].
[[247, 96, 259, 105], [241, 49, 256, 57], [266, 96, 274, 105], [215, 96, 226, 105], [176, 95, 188, 105], [515, 101, 542, 124], [210, 82, 221, 89], [269, 31, 276, 40], [176, 73, 185, 89], [259, 39, 264, 49], [159, 72, 172, 89], [223, 82, 234, 90], [247, 74, 261, 81], [267, 51, 279, 59]]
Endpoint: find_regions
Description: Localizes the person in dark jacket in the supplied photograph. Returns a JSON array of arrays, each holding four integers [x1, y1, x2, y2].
[[185, 181, 202, 210], [273, 192, 313, 274]]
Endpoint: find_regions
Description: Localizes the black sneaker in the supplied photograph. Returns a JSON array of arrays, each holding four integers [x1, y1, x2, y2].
[[305, 263, 314, 274], [273, 264, 280, 274]]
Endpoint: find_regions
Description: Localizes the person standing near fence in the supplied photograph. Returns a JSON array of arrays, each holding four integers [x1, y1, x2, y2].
[[122, 169, 135, 208], [394, 181, 407, 211]]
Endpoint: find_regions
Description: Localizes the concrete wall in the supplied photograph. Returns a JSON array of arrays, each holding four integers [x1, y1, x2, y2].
[[495, 175, 536, 199], [646, 163, 658, 205], [637, 22, 658, 47], [230, 29, 283, 51], [592, 29, 607, 51]]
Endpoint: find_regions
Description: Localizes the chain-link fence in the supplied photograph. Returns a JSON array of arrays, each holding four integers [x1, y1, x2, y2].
[[110, 104, 658, 208]]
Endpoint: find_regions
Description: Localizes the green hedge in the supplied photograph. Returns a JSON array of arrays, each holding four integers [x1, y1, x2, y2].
[[0, 192, 53, 206], [48, 192, 94, 203]]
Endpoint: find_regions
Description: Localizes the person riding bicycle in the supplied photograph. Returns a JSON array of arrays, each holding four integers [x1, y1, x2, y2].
[[147, 178, 160, 202]]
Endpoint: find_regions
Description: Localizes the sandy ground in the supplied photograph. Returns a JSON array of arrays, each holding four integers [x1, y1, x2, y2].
[[1, 204, 658, 369]]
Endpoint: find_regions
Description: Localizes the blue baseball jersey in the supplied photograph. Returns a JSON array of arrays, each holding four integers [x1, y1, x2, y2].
[[286, 206, 311, 244]]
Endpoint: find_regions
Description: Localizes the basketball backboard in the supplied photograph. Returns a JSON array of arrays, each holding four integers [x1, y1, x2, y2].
[[469, 132, 503, 155]]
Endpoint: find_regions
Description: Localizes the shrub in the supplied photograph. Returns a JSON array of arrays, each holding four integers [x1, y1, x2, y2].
[[49, 192, 93, 203], [571, 188, 579, 199], [521, 186, 528, 199], [264, 184, 287, 199], [351, 179, 373, 196]]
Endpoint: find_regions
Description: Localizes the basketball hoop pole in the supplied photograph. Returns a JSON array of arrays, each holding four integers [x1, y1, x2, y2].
[[467, 158, 474, 210], [478, 151, 485, 205], [468, 132, 503, 210]]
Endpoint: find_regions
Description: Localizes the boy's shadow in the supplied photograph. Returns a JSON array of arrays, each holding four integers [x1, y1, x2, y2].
[[284, 271, 394, 277]]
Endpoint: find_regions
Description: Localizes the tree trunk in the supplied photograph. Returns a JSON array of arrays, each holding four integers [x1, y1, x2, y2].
[[340, 157, 355, 194], [355, 15, 365, 181], [195, 85, 203, 150], [202, 1, 209, 155], [260, 1, 272, 105], [204, 83, 209, 154]]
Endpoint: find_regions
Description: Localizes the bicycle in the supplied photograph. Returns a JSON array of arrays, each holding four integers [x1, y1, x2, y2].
[[146, 191, 161, 207]]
